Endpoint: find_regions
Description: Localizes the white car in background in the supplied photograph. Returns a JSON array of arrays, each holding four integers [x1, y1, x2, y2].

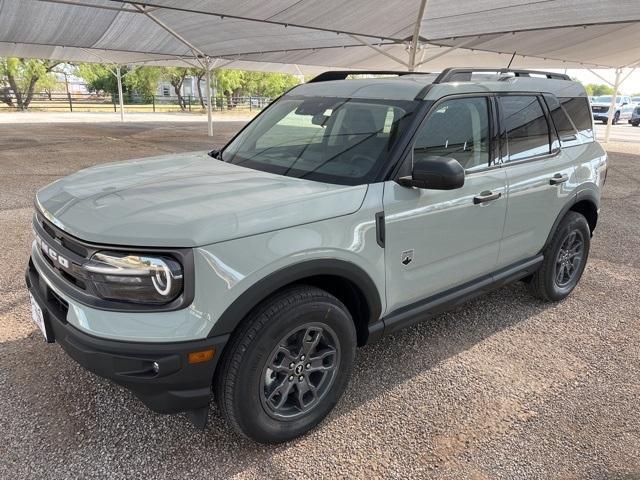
[[591, 95, 634, 124]]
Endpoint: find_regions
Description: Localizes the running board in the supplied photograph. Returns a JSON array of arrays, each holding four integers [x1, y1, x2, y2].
[[368, 255, 543, 341]]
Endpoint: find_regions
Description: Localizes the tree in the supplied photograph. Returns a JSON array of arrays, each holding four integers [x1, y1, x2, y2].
[[36, 72, 62, 100], [584, 83, 614, 97], [194, 68, 206, 108], [242, 71, 300, 98], [124, 67, 162, 101], [75, 63, 123, 96], [0, 58, 60, 110], [162, 67, 189, 110], [215, 69, 245, 108]]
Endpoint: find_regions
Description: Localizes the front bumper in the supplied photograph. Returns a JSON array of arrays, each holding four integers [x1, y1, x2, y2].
[[25, 258, 229, 414]]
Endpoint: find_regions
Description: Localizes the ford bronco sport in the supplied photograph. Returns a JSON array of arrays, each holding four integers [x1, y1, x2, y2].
[[26, 68, 606, 443]]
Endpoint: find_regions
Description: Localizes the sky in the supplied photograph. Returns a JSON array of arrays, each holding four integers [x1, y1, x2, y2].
[[559, 69, 640, 95]]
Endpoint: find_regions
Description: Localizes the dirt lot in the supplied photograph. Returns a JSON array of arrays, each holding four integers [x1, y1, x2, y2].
[[0, 120, 639, 479]]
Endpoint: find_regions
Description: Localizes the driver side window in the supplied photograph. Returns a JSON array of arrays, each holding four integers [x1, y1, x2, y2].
[[414, 97, 490, 171]]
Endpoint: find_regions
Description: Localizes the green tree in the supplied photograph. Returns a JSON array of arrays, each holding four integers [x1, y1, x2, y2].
[[0, 58, 60, 110], [36, 72, 63, 100], [584, 83, 614, 97], [243, 71, 300, 97], [215, 69, 245, 108], [162, 67, 190, 110], [74, 63, 124, 96], [124, 67, 162, 101]]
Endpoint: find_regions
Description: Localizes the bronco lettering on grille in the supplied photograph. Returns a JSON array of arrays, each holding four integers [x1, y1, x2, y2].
[[35, 235, 70, 269]]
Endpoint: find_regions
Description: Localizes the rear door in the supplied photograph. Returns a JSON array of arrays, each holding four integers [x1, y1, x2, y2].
[[498, 94, 576, 267], [383, 96, 508, 313]]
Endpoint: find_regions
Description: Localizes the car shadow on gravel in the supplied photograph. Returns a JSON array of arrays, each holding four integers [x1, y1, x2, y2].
[[1, 279, 553, 477]]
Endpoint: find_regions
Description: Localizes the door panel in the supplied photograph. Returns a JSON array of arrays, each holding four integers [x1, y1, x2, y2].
[[499, 154, 576, 267], [497, 94, 577, 267], [383, 168, 507, 313]]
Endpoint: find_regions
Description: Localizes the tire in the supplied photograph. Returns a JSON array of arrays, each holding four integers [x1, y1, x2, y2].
[[214, 285, 357, 443], [527, 211, 590, 301], [633, 122, 639, 127], [612, 112, 620, 125]]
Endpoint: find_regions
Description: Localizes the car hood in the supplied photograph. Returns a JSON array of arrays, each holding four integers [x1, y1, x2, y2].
[[36, 152, 368, 247]]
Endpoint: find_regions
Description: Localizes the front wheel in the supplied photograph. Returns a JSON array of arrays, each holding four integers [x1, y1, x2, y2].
[[214, 285, 356, 443], [527, 211, 591, 301], [613, 112, 620, 125]]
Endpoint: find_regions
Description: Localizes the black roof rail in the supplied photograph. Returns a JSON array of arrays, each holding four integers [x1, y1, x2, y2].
[[308, 70, 432, 83], [433, 68, 571, 83]]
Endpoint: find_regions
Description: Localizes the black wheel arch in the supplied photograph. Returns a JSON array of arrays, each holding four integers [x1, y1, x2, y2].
[[207, 259, 382, 346], [544, 189, 599, 249]]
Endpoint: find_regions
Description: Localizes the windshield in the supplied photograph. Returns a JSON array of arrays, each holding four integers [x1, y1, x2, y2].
[[593, 95, 622, 103], [221, 95, 417, 185]]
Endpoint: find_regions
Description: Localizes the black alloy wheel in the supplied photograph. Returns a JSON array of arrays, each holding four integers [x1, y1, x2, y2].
[[261, 323, 340, 419]]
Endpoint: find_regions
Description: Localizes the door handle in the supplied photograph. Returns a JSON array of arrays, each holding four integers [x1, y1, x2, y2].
[[473, 191, 501, 204], [549, 173, 569, 185]]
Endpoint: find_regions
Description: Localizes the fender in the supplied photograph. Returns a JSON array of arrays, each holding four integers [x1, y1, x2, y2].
[[207, 259, 383, 338], [543, 187, 599, 249]]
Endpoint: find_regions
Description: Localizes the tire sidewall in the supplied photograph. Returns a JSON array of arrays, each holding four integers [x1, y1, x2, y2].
[[543, 213, 591, 300], [232, 295, 356, 443]]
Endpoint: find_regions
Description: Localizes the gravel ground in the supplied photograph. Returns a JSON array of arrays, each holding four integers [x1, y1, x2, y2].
[[0, 121, 638, 479]]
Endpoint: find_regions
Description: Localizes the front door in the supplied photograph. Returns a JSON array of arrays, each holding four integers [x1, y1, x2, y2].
[[383, 96, 507, 313]]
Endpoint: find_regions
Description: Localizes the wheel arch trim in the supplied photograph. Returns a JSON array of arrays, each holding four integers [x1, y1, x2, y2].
[[544, 188, 599, 249], [207, 259, 383, 338]]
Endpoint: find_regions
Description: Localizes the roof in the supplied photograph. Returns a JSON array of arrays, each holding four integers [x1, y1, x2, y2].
[[290, 72, 586, 101], [0, 1, 639, 72]]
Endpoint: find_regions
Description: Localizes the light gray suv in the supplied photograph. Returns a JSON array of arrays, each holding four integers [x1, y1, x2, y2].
[[26, 68, 607, 443]]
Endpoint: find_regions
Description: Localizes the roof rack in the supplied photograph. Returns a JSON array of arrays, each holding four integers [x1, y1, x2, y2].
[[433, 68, 571, 83], [308, 70, 432, 83]]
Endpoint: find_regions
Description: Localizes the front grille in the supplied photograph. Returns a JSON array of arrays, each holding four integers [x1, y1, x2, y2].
[[591, 106, 607, 113], [33, 213, 91, 292]]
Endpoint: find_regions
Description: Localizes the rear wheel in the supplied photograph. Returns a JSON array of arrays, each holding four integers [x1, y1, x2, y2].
[[527, 211, 590, 301], [214, 285, 356, 443]]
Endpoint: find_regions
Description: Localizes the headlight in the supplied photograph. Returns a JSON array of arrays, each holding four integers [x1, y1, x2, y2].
[[84, 251, 183, 304]]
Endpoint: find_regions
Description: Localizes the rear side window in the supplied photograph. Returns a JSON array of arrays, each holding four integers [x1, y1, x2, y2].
[[499, 96, 550, 161], [544, 95, 594, 146], [414, 97, 490, 171]]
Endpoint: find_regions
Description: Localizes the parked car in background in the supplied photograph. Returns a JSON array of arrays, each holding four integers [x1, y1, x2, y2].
[[591, 95, 634, 124], [631, 96, 640, 106]]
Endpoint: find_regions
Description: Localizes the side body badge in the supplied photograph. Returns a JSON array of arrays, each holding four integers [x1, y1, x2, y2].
[[401, 249, 414, 266]]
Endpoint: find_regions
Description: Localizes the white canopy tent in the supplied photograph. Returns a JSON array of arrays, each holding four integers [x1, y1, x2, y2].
[[1, 0, 640, 141]]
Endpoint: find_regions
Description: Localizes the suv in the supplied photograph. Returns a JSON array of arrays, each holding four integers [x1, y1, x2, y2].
[[26, 68, 606, 443], [591, 94, 634, 124]]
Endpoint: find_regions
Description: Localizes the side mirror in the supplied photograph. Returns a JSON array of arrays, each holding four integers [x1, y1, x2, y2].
[[398, 154, 465, 190], [208, 149, 221, 159], [622, 102, 628, 106]]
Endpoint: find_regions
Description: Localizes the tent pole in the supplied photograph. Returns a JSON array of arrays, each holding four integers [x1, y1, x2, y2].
[[116, 65, 124, 122], [205, 57, 213, 137], [408, 0, 429, 71], [603, 68, 622, 144]]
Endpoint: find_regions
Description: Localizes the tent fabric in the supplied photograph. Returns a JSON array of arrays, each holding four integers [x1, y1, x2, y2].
[[0, 0, 639, 71]]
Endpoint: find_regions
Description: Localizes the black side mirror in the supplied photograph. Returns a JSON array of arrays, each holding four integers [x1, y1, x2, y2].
[[208, 149, 221, 159], [398, 154, 465, 190]]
